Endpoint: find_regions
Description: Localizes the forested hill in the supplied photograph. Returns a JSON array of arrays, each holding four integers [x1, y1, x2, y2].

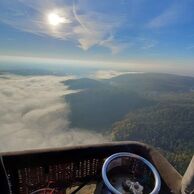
[[64, 73, 194, 173], [111, 104, 194, 173], [66, 73, 194, 92], [63, 78, 106, 90], [65, 81, 153, 130], [107, 73, 194, 92], [64, 73, 194, 130]]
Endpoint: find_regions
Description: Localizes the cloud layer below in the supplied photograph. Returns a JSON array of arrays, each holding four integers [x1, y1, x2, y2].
[[0, 74, 107, 152], [90, 70, 144, 79]]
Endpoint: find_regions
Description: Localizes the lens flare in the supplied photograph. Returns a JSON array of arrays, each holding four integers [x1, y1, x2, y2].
[[47, 12, 70, 26]]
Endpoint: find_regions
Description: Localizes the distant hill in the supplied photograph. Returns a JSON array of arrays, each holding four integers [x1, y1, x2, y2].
[[64, 73, 194, 173], [64, 73, 194, 130], [65, 84, 153, 130], [107, 73, 194, 92], [65, 73, 194, 92], [64, 78, 105, 90]]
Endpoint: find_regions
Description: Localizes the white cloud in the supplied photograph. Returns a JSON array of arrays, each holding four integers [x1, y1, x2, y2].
[[0, 0, 125, 53], [140, 39, 157, 50], [147, 4, 182, 29], [0, 74, 108, 152], [99, 35, 128, 54], [90, 70, 144, 79]]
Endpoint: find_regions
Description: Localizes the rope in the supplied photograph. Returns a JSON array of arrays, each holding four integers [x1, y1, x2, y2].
[[0, 156, 12, 194]]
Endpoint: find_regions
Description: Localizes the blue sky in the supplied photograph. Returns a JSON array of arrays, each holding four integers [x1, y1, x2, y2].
[[0, 0, 194, 74]]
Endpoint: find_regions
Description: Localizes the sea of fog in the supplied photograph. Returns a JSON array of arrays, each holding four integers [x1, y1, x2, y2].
[[0, 65, 142, 152], [0, 73, 109, 152]]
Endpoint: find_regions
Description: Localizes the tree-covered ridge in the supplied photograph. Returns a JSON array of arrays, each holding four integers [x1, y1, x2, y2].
[[64, 73, 194, 173], [65, 85, 153, 130], [63, 78, 106, 90], [111, 104, 194, 173], [107, 73, 194, 92]]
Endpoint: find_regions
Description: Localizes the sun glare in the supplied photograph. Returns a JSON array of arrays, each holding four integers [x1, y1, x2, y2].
[[47, 12, 69, 26]]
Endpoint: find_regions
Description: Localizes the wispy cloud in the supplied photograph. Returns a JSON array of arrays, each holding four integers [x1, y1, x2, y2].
[[99, 35, 128, 54], [186, 45, 194, 50], [147, 4, 181, 29], [125, 37, 158, 50], [0, 0, 125, 53], [139, 38, 157, 50]]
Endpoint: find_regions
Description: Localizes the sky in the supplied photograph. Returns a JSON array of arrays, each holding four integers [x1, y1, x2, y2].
[[0, 0, 194, 74]]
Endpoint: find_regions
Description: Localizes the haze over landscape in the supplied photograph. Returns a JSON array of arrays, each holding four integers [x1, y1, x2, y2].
[[0, 0, 194, 174]]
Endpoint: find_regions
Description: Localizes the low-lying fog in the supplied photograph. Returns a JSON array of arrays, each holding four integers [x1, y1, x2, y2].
[[0, 74, 108, 152]]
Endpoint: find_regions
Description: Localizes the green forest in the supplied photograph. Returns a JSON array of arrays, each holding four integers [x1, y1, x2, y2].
[[65, 73, 194, 174]]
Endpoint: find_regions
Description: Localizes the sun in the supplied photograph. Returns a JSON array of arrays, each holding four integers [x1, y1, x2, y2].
[[47, 12, 70, 26]]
